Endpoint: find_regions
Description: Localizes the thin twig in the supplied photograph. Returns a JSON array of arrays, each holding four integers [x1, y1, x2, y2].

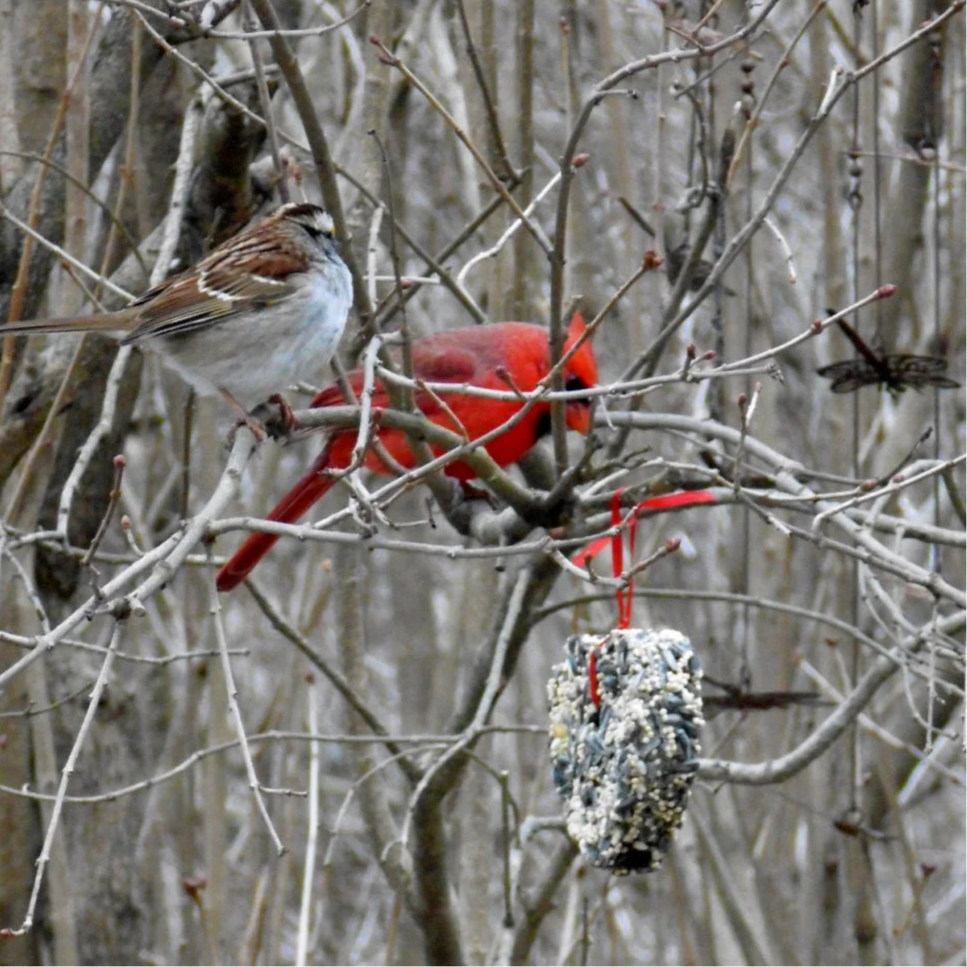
[[370, 36, 551, 254], [250, 0, 374, 326], [698, 611, 966, 785], [0, 150, 149, 275], [0, 4, 102, 411], [295, 674, 320, 966], [80, 455, 126, 570], [207, 547, 286, 856], [337, 164, 487, 325], [453, 0, 516, 180], [244, 0, 288, 202], [2, 617, 125, 937], [0, 204, 134, 302], [397, 567, 532, 851], [456, 171, 562, 288], [242, 578, 419, 779], [203, 0, 368, 38]]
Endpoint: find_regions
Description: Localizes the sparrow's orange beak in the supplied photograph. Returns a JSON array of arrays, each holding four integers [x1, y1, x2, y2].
[[566, 400, 593, 435]]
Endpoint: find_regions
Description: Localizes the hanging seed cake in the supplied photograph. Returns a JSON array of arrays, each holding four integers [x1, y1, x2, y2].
[[548, 628, 703, 873]]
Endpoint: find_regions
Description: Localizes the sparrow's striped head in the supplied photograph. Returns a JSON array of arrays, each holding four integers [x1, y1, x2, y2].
[[277, 203, 336, 240]]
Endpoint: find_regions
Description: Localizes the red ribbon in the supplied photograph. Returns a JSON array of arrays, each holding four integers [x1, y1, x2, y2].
[[573, 490, 718, 570], [612, 488, 634, 629], [573, 488, 717, 707], [588, 649, 600, 708]]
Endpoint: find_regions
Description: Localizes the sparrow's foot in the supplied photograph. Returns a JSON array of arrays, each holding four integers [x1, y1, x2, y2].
[[220, 388, 268, 443], [267, 393, 298, 436], [250, 394, 298, 440]]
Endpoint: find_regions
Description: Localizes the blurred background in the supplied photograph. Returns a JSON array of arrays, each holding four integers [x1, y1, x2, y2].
[[0, 1, 963, 963]]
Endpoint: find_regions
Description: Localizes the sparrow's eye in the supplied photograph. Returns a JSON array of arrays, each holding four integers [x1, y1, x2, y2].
[[301, 218, 334, 241]]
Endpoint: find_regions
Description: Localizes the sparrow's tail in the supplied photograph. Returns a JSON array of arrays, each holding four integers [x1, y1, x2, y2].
[[216, 439, 339, 591], [0, 315, 125, 335]]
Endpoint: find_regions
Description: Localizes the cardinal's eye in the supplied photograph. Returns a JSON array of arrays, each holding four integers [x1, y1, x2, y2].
[[565, 374, 588, 393]]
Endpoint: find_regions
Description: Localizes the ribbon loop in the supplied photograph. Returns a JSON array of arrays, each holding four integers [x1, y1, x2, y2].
[[574, 487, 718, 708], [612, 488, 635, 629]]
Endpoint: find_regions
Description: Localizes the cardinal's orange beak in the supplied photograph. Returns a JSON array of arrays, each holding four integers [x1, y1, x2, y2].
[[566, 400, 593, 435]]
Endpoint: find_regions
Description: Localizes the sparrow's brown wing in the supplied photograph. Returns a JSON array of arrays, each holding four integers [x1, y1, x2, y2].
[[122, 232, 309, 342]]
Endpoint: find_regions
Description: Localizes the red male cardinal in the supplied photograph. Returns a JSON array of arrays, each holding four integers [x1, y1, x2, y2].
[[216, 313, 598, 591]]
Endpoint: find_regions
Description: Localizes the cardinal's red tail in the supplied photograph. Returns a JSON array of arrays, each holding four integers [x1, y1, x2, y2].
[[216, 439, 339, 591]]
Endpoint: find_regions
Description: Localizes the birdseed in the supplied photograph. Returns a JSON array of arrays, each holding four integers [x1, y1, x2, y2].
[[548, 628, 703, 873]]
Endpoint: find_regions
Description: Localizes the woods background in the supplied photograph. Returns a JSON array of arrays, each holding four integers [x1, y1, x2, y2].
[[0, 0, 964, 964]]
